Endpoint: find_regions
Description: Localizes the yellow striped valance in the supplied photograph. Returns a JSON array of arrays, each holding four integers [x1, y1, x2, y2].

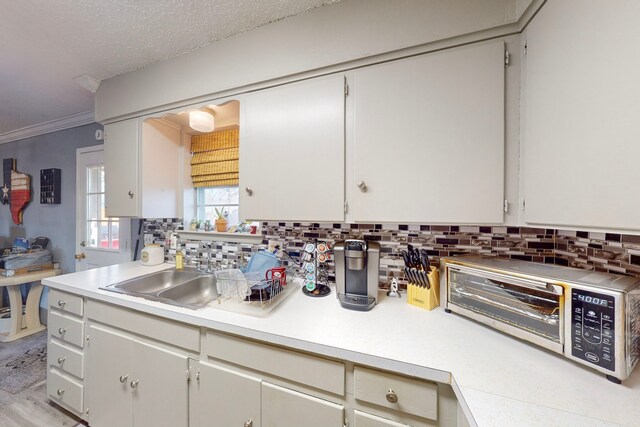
[[190, 127, 239, 187]]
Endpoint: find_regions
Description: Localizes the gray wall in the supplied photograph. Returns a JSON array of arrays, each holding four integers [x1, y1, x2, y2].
[[0, 123, 103, 274]]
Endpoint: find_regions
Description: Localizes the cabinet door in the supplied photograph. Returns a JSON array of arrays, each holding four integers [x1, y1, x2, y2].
[[351, 42, 505, 223], [353, 410, 410, 427], [240, 74, 345, 222], [192, 361, 261, 427], [132, 340, 189, 427], [522, 2, 640, 229], [104, 119, 140, 217], [86, 324, 133, 427], [262, 382, 343, 427]]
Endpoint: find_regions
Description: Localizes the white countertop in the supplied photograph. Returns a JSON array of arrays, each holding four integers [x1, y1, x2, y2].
[[44, 262, 640, 427]]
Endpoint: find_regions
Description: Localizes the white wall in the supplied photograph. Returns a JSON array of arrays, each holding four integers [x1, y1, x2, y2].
[[96, 0, 517, 121]]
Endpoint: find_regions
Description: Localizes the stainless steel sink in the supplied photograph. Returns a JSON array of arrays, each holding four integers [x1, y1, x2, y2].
[[101, 269, 218, 309], [157, 277, 219, 308], [113, 270, 201, 294]]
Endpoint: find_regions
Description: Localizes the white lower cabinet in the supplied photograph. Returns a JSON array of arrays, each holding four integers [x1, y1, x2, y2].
[[353, 410, 410, 427], [189, 360, 261, 427], [189, 360, 344, 427], [86, 324, 189, 427], [262, 382, 344, 427]]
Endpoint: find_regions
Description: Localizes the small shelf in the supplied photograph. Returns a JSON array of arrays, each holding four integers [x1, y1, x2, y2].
[[177, 230, 264, 244]]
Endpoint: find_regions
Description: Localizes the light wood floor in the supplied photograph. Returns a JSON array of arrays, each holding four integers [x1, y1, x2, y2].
[[0, 379, 84, 427]]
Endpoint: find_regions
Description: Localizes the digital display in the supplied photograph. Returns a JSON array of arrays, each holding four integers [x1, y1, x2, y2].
[[577, 294, 609, 307]]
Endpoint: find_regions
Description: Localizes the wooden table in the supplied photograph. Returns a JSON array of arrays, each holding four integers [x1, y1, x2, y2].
[[0, 269, 61, 342]]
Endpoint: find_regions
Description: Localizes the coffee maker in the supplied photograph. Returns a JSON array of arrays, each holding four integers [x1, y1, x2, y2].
[[333, 239, 380, 311]]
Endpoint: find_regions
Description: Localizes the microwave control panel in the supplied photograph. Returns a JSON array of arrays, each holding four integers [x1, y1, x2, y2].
[[570, 289, 616, 371]]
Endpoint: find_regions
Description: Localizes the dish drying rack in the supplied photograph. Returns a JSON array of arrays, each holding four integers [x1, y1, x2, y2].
[[215, 269, 289, 307]]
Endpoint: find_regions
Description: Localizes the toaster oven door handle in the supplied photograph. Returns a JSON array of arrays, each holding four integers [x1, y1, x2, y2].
[[450, 266, 564, 296]]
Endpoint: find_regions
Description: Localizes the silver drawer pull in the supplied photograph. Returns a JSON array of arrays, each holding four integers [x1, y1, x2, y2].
[[244, 419, 253, 427], [57, 300, 66, 307], [119, 375, 128, 383], [386, 389, 398, 403], [58, 328, 66, 335], [56, 389, 65, 396], [130, 379, 139, 389], [245, 187, 253, 196], [57, 357, 66, 364]]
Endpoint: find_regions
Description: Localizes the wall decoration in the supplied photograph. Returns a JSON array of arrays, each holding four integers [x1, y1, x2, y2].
[[40, 168, 61, 204], [9, 165, 31, 225], [1, 158, 15, 205]]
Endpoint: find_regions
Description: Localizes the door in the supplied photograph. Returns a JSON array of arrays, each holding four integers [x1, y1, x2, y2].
[[350, 41, 505, 223], [132, 341, 189, 427], [191, 361, 261, 427], [240, 74, 345, 222], [262, 382, 344, 427], [104, 119, 139, 217], [86, 324, 133, 427], [76, 146, 131, 270]]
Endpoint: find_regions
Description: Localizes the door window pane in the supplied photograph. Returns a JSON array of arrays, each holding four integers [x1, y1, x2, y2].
[[85, 165, 120, 250]]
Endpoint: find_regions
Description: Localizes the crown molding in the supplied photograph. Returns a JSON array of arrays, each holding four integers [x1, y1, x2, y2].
[[0, 110, 96, 145]]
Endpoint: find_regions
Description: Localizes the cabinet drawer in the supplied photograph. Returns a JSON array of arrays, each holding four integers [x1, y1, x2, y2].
[[49, 289, 83, 317], [204, 331, 345, 395], [354, 366, 437, 421], [47, 369, 84, 414], [49, 311, 84, 348], [49, 338, 84, 379], [354, 410, 411, 427]]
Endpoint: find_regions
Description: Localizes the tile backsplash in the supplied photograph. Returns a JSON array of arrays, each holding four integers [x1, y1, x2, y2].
[[141, 219, 640, 287]]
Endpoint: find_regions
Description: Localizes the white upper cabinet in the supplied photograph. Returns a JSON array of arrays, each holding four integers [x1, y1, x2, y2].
[[240, 74, 346, 222], [104, 118, 181, 218], [349, 41, 506, 223], [522, 1, 640, 230]]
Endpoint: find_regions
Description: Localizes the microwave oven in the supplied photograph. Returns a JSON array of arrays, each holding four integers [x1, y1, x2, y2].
[[441, 255, 640, 383]]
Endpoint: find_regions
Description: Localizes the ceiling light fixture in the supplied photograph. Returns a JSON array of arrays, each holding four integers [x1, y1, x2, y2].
[[189, 110, 215, 133]]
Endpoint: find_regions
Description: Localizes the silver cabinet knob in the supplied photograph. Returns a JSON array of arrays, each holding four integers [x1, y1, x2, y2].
[[58, 328, 66, 335], [130, 379, 139, 389], [128, 190, 134, 198], [57, 357, 66, 364], [386, 389, 398, 403], [119, 375, 129, 383], [244, 419, 253, 427], [57, 300, 66, 307], [56, 389, 65, 396], [245, 187, 253, 196], [357, 181, 367, 192]]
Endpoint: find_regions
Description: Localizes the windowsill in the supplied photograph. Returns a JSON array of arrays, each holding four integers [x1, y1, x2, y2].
[[177, 230, 264, 244]]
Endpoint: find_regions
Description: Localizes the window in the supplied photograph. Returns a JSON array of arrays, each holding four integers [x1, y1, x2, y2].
[[86, 165, 120, 250], [196, 186, 240, 227]]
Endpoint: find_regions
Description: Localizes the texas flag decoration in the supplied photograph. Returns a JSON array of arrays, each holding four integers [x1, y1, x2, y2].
[[10, 169, 31, 224]]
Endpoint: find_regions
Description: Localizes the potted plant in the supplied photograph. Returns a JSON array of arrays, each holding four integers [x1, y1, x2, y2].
[[214, 207, 228, 232]]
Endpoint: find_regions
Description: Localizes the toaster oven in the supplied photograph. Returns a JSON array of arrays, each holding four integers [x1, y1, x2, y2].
[[441, 255, 640, 383]]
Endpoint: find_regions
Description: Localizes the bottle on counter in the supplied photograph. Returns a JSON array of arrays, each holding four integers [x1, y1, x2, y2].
[[175, 250, 184, 270]]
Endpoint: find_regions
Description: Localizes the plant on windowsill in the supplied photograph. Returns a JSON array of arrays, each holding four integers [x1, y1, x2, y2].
[[214, 207, 228, 232]]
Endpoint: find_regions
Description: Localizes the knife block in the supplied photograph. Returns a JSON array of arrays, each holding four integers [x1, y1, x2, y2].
[[406, 268, 440, 310]]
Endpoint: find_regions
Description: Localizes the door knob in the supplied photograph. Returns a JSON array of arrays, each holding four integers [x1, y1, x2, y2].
[[57, 357, 66, 364], [130, 379, 139, 389], [357, 181, 368, 192], [56, 389, 65, 396], [128, 191, 134, 198], [80, 240, 86, 247], [245, 187, 253, 196], [57, 300, 66, 307], [58, 328, 66, 335], [244, 419, 253, 427], [75, 253, 86, 260], [120, 374, 129, 383]]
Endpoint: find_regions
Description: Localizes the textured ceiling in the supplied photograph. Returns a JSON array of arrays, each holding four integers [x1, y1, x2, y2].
[[0, 0, 339, 137]]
